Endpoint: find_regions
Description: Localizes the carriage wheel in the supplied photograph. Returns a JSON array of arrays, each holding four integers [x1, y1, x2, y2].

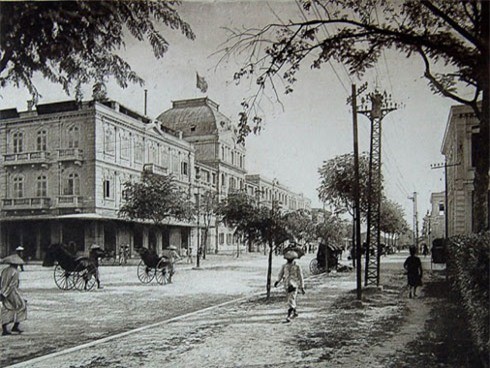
[[309, 259, 320, 275], [53, 264, 76, 290], [137, 260, 155, 283], [155, 259, 170, 285], [74, 269, 97, 291]]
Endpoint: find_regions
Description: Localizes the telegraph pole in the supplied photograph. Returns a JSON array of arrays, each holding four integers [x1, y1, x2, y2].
[[349, 84, 364, 300], [408, 192, 419, 250], [358, 89, 399, 286]]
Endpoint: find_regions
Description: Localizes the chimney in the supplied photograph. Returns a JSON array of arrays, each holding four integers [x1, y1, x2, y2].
[[144, 89, 148, 116], [178, 131, 183, 140], [27, 100, 34, 111]]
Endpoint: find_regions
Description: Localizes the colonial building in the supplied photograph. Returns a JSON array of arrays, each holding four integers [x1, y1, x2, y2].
[[421, 191, 446, 246], [0, 99, 197, 259], [0, 96, 313, 259], [441, 104, 488, 235], [157, 97, 312, 253]]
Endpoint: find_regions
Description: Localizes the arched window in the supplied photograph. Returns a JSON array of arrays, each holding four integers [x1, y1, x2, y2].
[[68, 126, 79, 149], [37, 130, 47, 151], [64, 173, 80, 195], [36, 175, 47, 197], [12, 131, 24, 153], [12, 176, 24, 198]]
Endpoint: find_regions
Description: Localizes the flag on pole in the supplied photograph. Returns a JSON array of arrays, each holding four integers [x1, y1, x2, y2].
[[196, 72, 208, 93]]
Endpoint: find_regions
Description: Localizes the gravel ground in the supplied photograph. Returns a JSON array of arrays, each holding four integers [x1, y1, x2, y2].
[[2, 251, 485, 368]]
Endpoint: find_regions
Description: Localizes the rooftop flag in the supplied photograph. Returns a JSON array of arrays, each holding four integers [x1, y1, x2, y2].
[[196, 72, 208, 93]]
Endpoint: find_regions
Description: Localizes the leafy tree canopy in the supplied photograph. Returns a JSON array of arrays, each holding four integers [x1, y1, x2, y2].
[[0, 1, 194, 100], [314, 209, 347, 246], [379, 198, 409, 235], [318, 152, 382, 218], [119, 171, 193, 225]]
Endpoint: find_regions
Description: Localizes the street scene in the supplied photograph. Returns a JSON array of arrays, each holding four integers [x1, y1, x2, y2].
[[0, 1, 488, 368], [0, 251, 478, 368]]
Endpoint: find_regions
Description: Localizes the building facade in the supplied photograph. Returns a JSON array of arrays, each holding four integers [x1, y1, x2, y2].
[[421, 191, 446, 246], [0, 100, 196, 259], [441, 104, 488, 235], [0, 96, 313, 259]]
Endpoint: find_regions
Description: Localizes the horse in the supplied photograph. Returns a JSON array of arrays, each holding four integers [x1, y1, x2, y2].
[[43, 243, 103, 290]]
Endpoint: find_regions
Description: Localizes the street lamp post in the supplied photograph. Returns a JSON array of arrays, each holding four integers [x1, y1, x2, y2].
[[196, 173, 201, 268]]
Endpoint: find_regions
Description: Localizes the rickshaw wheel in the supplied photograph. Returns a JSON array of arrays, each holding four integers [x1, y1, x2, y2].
[[155, 259, 170, 285], [137, 259, 155, 283], [74, 269, 96, 291], [54, 264, 76, 290], [309, 259, 321, 275]]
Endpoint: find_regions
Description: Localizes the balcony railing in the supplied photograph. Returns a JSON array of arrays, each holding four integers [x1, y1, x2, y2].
[[57, 195, 83, 207], [2, 197, 51, 209], [143, 163, 168, 176], [58, 148, 84, 162], [3, 151, 51, 166]]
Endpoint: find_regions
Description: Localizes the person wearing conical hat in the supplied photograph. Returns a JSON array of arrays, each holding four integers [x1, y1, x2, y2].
[[161, 245, 181, 283], [15, 246, 25, 272], [274, 245, 305, 323], [1, 254, 27, 336]]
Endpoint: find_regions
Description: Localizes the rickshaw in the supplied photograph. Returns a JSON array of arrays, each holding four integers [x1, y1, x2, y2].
[[309, 243, 342, 274], [136, 247, 171, 284]]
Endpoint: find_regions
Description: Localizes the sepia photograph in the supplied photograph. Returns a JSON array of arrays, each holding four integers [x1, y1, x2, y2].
[[0, 1, 488, 367]]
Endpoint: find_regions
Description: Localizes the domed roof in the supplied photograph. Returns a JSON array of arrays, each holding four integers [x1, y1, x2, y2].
[[157, 97, 232, 137]]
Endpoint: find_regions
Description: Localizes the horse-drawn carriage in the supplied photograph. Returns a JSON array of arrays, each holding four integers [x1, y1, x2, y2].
[[136, 248, 171, 284], [43, 243, 104, 291], [309, 243, 342, 275]]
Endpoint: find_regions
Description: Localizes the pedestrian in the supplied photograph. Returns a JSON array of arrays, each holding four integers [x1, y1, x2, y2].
[[89, 244, 103, 289], [186, 246, 193, 264], [404, 246, 423, 298], [422, 243, 429, 257], [15, 246, 25, 272], [1, 254, 27, 336], [162, 245, 181, 283], [274, 245, 305, 322]]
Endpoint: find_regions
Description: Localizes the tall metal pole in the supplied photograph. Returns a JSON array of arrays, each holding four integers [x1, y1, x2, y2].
[[358, 90, 398, 286], [196, 174, 201, 268], [351, 84, 363, 300], [408, 192, 418, 250]]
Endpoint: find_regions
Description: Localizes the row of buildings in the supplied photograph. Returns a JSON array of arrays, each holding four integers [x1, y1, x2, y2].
[[0, 97, 311, 260], [422, 103, 489, 243]]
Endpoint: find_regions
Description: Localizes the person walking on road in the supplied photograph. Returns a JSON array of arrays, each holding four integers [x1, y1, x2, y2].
[[15, 246, 25, 272], [186, 246, 193, 264], [1, 254, 27, 336], [89, 244, 103, 289], [274, 245, 305, 322], [404, 246, 423, 298], [162, 245, 181, 283]]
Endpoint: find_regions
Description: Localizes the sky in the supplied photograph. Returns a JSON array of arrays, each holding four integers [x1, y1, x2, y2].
[[0, 1, 463, 225]]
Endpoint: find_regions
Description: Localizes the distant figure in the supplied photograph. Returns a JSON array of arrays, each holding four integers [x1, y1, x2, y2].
[[404, 246, 423, 298], [15, 247, 25, 272], [161, 245, 181, 283], [186, 247, 193, 264], [274, 245, 305, 323], [67, 241, 77, 256], [422, 243, 429, 257], [1, 254, 27, 336], [89, 244, 103, 289]]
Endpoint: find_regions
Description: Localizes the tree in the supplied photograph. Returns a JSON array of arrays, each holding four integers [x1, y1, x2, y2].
[[317, 152, 380, 220], [222, 0, 489, 232], [314, 210, 347, 246], [0, 1, 194, 100], [379, 198, 410, 246], [197, 190, 220, 257], [218, 192, 290, 298], [284, 209, 316, 245], [119, 171, 193, 226]]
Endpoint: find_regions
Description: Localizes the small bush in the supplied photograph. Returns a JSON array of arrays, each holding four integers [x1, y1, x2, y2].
[[446, 232, 489, 366]]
